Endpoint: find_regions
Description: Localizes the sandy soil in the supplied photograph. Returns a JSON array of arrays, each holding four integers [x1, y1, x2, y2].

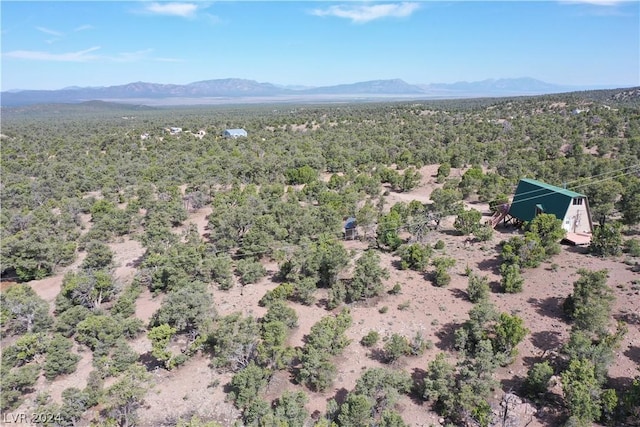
[[6, 169, 639, 427]]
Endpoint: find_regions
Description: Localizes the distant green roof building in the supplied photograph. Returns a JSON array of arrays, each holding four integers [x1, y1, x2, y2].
[[508, 178, 593, 234]]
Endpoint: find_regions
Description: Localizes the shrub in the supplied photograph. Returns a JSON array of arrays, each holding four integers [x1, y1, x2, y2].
[[500, 263, 524, 293], [236, 259, 266, 285], [434, 240, 445, 250], [383, 334, 411, 363], [389, 283, 402, 295], [44, 335, 81, 380], [467, 273, 490, 303], [454, 209, 482, 235], [474, 225, 494, 242], [624, 238, 640, 257], [524, 361, 554, 397], [432, 257, 455, 287], [589, 223, 622, 257], [361, 331, 380, 347], [396, 243, 432, 271]]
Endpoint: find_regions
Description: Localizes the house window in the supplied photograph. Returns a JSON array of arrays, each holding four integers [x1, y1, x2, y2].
[[572, 198, 583, 205]]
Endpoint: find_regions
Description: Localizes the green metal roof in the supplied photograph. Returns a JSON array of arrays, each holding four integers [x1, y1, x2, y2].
[[519, 178, 585, 198], [508, 178, 585, 223]]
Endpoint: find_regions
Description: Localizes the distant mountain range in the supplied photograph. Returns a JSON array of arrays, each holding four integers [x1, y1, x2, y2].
[[0, 77, 629, 107]]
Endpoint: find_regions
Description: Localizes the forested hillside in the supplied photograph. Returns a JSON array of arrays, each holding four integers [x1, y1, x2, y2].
[[1, 89, 639, 427]]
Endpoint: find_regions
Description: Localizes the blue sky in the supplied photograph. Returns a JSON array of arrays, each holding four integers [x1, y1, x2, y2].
[[1, 1, 638, 91]]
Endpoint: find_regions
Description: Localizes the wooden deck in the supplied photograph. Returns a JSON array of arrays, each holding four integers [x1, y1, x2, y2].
[[564, 232, 592, 246]]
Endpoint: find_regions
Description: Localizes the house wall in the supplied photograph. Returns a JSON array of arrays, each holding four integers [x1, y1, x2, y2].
[[562, 198, 592, 234]]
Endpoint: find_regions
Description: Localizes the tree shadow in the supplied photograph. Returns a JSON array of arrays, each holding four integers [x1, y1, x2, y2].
[[315, 297, 328, 310], [527, 296, 567, 321], [368, 348, 388, 363], [332, 387, 349, 406], [614, 311, 640, 325], [409, 368, 427, 403], [126, 253, 145, 268], [562, 244, 589, 255], [530, 330, 564, 353], [390, 259, 404, 271], [500, 375, 526, 395], [449, 287, 469, 302], [476, 257, 501, 275], [139, 351, 163, 371], [624, 345, 640, 365], [488, 280, 503, 294], [607, 376, 634, 392], [435, 322, 462, 351]]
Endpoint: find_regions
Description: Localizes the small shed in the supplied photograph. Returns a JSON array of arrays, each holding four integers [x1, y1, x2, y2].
[[344, 217, 358, 240], [223, 128, 248, 138], [508, 178, 593, 235]]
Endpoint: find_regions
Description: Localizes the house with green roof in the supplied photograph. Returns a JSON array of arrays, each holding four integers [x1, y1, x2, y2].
[[507, 178, 593, 235]]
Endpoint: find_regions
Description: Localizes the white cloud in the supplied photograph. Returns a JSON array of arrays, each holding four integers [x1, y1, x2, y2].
[[144, 2, 199, 18], [4, 47, 181, 64], [74, 24, 94, 32], [312, 2, 420, 23], [36, 26, 63, 37], [4, 47, 101, 62]]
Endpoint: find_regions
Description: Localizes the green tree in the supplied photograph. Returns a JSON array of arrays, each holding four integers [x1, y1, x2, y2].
[[54, 305, 91, 337], [75, 314, 124, 356], [44, 334, 81, 380], [432, 257, 456, 287], [102, 364, 150, 427], [0, 284, 52, 335], [524, 361, 554, 398], [150, 281, 215, 336], [429, 188, 463, 222], [467, 273, 490, 303], [526, 213, 566, 256], [493, 313, 528, 357], [356, 200, 378, 240], [562, 323, 626, 384], [346, 250, 389, 302], [589, 223, 623, 257], [437, 162, 451, 182], [383, 334, 411, 364], [148, 324, 177, 370], [562, 358, 603, 426], [58, 269, 118, 311], [583, 179, 623, 223], [454, 209, 482, 235], [500, 234, 546, 268], [297, 347, 337, 392], [207, 313, 259, 372], [337, 393, 373, 427], [398, 167, 421, 192], [396, 243, 432, 271], [0, 364, 41, 411], [360, 330, 380, 347], [377, 211, 402, 250], [204, 253, 234, 290], [272, 391, 309, 426], [228, 362, 270, 410], [564, 269, 614, 337], [81, 240, 115, 270], [59, 387, 90, 426], [353, 368, 411, 419], [236, 259, 266, 285], [422, 353, 457, 417], [618, 176, 640, 225], [500, 263, 524, 293]]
